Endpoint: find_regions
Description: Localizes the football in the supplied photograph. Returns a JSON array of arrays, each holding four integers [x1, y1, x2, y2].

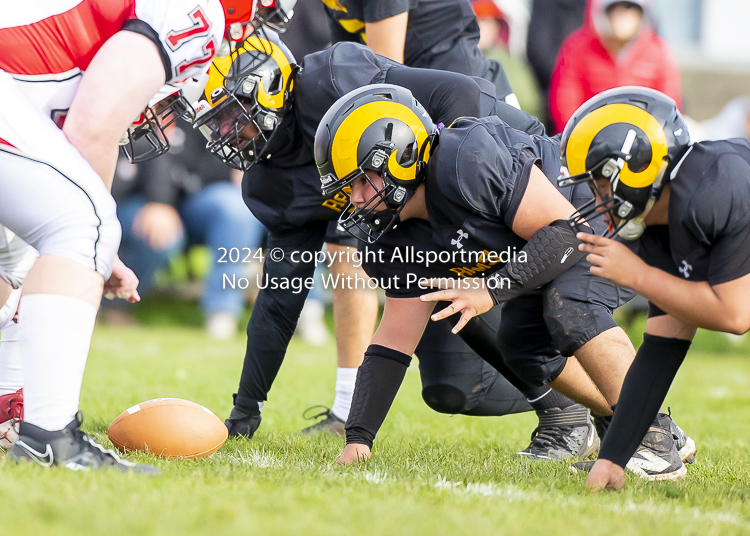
[[107, 398, 228, 459]]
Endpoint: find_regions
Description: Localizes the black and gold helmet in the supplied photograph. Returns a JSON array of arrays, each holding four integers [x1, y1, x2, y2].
[[193, 29, 296, 170], [557, 86, 690, 239], [314, 84, 436, 243]]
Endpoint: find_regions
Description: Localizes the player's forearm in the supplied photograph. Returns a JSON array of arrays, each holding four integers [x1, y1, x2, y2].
[[365, 13, 408, 64], [634, 267, 750, 334], [345, 344, 411, 447]]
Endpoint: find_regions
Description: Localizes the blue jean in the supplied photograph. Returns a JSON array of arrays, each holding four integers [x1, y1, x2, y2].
[[118, 182, 266, 317]]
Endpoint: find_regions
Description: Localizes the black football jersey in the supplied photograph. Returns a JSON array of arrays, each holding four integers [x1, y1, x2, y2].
[[243, 42, 524, 231], [320, 0, 494, 81], [628, 139, 750, 287], [362, 117, 597, 297]]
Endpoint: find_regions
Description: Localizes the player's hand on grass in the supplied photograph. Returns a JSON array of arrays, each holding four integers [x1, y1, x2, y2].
[[586, 459, 625, 493], [336, 443, 371, 465], [104, 257, 141, 303], [577, 233, 649, 290], [419, 278, 494, 334]]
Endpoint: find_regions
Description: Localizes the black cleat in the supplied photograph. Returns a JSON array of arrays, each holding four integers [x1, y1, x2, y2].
[[517, 404, 599, 461], [225, 407, 262, 438], [8, 413, 159, 474], [299, 406, 345, 436]]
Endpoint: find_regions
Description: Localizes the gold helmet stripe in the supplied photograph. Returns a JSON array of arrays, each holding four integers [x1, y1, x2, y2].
[[204, 36, 293, 110], [249, 36, 293, 111], [566, 103, 668, 188], [331, 100, 429, 181]]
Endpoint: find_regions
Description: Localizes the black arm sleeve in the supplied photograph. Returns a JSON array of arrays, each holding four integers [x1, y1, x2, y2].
[[598, 334, 692, 467], [487, 220, 591, 305], [345, 344, 412, 448], [384, 65, 482, 125]]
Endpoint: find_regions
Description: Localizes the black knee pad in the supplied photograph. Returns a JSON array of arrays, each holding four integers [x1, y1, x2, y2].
[[421, 384, 468, 414]]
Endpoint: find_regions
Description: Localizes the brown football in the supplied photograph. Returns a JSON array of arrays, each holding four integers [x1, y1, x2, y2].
[[107, 398, 228, 459]]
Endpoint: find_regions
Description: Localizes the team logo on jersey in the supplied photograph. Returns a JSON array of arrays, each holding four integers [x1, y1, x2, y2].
[[678, 260, 692, 279], [451, 229, 468, 249]]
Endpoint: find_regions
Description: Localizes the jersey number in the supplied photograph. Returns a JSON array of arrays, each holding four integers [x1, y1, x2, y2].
[[175, 38, 216, 77], [166, 7, 211, 51]]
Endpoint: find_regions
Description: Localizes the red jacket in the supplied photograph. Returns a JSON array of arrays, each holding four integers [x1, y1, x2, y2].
[[549, 0, 681, 133]]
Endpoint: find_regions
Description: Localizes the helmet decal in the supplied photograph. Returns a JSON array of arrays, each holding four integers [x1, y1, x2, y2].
[[566, 103, 668, 189], [331, 100, 430, 182]]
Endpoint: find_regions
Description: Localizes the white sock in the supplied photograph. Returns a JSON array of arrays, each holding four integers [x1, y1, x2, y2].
[[0, 321, 23, 396], [331, 367, 358, 421], [20, 294, 97, 431]]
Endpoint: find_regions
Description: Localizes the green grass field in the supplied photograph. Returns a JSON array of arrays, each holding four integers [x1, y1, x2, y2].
[[1, 303, 749, 536]]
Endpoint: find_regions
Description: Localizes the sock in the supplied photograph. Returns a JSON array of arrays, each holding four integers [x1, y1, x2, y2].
[[20, 294, 97, 431], [523, 386, 576, 412], [0, 321, 23, 396], [331, 367, 358, 421]]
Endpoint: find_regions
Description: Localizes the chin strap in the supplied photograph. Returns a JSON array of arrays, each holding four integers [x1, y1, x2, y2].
[[486, 220, 592, 305]]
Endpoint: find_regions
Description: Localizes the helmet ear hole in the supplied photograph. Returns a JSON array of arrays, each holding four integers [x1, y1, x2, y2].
[[399, 141, 417, 166]]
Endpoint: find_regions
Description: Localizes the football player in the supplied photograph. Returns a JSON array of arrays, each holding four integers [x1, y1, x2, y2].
[[319, 0, 519, 106], [193, 33, 550, 440], [0, 228, 35, 448], [315, 85, 694, 478], [0, 0, 257, 472], [557, 86, 750, 491]]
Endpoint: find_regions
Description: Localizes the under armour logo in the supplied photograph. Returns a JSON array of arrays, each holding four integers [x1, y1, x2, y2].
[[678, 260, 692, 279], [451, 229, 468, 249]]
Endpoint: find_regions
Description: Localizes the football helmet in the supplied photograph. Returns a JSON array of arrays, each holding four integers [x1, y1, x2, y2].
[[557, 86, 690, 240], [120, 73, 208, 163], [221, 0, 260, 41], [193, 30, 296, 170], [256, 0, 297, 32], [315, 84, 436, 243]]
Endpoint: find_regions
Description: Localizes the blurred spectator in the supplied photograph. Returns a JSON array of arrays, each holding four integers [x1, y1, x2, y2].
[[550, 0, 682, 133], [108, 124, 266, 339], [472, 0, 529, 57], [526, 0, 586, 127], [472, 0, 511, 52]]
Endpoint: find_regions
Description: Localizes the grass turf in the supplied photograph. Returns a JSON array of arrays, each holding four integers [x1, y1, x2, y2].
[[1, 307, 749, 536]]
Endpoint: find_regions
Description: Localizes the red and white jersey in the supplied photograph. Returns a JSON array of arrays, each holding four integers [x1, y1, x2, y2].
[[0, 0, 224, 122]]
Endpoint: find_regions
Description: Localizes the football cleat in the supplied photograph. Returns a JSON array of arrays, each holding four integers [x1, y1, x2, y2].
[[299, 406, 345, 436], [225, 407, 262, 438], [0, 389, 24, 449], [659, 411, 697, 464], [571, 416, 687, 481], [8, 413, 159, 474], [517, 404, 599, 461]]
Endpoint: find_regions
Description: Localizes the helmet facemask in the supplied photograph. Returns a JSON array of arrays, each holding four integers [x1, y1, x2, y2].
[[560, 128, 666, 240], [120, 92, 194, 163], [323, 123, 425, 243], [195, 33, 296, 170], [255, 0, 297, 32]]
